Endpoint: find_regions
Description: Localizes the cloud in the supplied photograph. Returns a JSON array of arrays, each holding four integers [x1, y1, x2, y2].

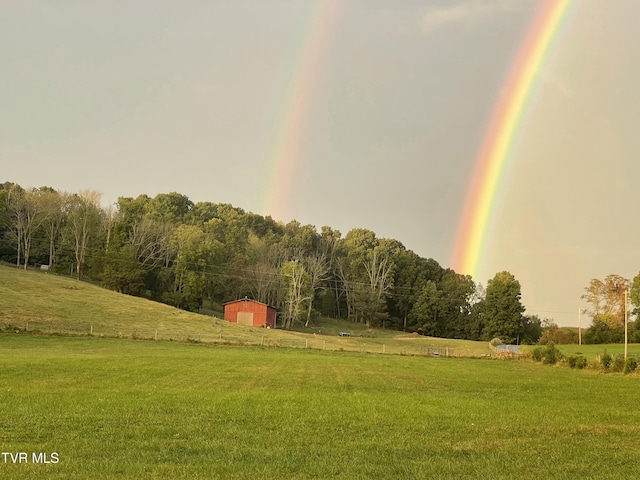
[[420, 1, 516, 34]]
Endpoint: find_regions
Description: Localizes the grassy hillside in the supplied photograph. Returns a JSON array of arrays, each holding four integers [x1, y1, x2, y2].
[[1, 335, 639, 479], [0, 265, 492, 357]]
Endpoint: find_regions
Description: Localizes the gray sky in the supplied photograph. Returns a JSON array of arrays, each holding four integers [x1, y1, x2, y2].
[[2, 1, 639, 327]]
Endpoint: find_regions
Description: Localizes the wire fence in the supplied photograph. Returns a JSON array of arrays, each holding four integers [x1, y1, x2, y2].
[[0, 320, 456, 357]]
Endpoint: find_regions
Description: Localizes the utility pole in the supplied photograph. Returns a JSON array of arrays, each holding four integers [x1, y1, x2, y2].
[[578, 308, 582, 346], [624, 289, 628, 360]]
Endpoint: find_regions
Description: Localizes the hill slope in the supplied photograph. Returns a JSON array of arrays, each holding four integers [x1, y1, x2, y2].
[[0, 265, 492, 356], [0, 265, 216, 334]]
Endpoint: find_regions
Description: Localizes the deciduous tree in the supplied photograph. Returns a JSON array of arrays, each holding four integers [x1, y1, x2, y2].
[[582, 274, 630, 329], [339, 228, 395, 327], [40, 189, 69, 267], [281, 260, 313, 329], [302, 250, 329, 327], [65, 191, 102, 279], [5, 184, 26, 267]]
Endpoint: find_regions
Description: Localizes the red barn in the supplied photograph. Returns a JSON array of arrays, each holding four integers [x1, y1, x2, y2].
[[223, 297, 276, 328]]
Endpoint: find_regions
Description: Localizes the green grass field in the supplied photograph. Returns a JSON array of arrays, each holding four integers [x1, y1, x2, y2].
[[3, 265, 640, 477], [0, 266, 492, 357], [555, 343, 640, 360], [1, 335, 639, 479], [519, 343, 640, 362]]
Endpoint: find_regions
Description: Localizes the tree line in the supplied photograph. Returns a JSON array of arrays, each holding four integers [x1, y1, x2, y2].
[[0, 181, 540, 342]]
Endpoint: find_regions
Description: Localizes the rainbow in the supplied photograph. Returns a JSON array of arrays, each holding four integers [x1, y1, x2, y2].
[[257, 1, 340, 221], [451, 0, 575, 278]]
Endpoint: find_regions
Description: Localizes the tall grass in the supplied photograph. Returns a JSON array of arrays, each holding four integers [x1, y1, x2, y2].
[[0, 265, 492, 357]]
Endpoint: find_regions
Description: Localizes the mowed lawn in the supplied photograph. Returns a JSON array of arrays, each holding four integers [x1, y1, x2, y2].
[[555, 343, 640, 361], [1, 336, 639, 479]]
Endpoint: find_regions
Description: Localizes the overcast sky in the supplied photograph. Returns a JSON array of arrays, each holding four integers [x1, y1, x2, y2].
[[2, 1, 640, 327]]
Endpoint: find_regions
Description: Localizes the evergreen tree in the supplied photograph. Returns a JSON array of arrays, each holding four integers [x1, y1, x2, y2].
[[482, 271, 525, 343]]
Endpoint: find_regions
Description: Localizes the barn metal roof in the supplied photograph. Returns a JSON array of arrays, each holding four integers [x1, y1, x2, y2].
[[223, 297, 276, 309]]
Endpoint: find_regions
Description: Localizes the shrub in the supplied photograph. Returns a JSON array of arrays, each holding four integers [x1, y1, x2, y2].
[[566, 354, 588, 369], [611, 356, 625, 373], [588, 360, 600, 370], [624, 357, 638, 375], [531, 343, 563, 365], [601, 352, 613, 371], [531, 347, 543, 362], [542, 343, 563, 365]]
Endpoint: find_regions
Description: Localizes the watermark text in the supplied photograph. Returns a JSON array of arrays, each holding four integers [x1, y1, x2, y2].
[[1, 452, 59, 464]]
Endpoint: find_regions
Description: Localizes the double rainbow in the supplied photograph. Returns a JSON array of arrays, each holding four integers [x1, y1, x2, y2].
[[451, 0, 575, 278]]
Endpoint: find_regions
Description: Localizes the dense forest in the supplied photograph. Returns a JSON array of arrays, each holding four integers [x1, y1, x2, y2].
[[5, 181, 635, 345]]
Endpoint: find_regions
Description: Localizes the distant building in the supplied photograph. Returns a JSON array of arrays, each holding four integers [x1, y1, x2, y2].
[[223, 297, 276, 328]]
